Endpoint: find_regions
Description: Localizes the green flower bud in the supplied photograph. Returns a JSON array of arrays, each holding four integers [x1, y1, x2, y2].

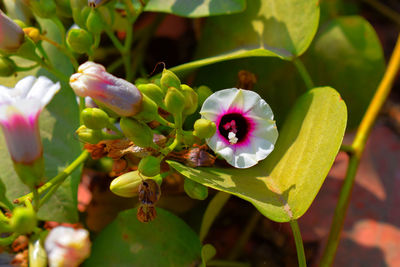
[[110, 171, 142, 198], [81, 108, 109, 129], [164, 87, 185, 115], [135, 78, 148, 86], [184, 179, 208, 200], [120, 117, 154, 148], [181, 84, 198, 115], [197, 85, 213, 107], [137, 83, 165, 107], [151, 77, 161, 88], [160, 69, 181, 93], [86, 9, 104, 35], [76, 125, 104, 144], [67, 28, 93, 54], [133, 95, 158, 123], [71, 0, 91, 28], [29, 0, 57, 18], [10, 206, 37, 234], [0, 57, 16, 77], [193, 119, 216, 139], [138, 156, 161, 177]]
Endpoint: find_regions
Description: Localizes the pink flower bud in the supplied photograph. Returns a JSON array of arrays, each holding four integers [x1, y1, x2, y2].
[[0, 10, 24, 52], [70, 61, 142, 116]]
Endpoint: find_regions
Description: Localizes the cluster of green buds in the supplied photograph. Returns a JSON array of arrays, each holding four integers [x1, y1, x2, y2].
[[69, 61, 218, 205]]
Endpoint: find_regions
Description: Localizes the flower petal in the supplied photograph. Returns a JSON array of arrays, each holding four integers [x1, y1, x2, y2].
[[14, 76, 37, 98], [201, 88, 240, 115]]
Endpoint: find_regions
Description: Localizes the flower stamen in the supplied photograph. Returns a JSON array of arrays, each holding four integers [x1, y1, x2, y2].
[[228, 132, 238, 144]]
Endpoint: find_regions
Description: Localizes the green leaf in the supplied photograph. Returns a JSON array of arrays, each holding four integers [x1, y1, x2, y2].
[[143, 0, 246, 18], [195, 0, 320, 60], [84, 208, 202, 267], [0, 18, 81, 222], [168, 87, 347, 222], [201, 244, 217, 267], [303, 16, 385, 128]]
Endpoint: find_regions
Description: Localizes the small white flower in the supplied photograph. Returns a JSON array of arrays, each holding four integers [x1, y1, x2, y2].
[[200, 88, 278, 168], [0, 76, 60, 164], [45, 226, 91, 267]]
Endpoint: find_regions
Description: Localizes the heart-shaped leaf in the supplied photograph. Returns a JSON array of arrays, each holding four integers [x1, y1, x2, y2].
[[303, 16, 385, 129], [143, 0, 246, 18], [84, 208, 202, 266], [168, 87, 347, 222]]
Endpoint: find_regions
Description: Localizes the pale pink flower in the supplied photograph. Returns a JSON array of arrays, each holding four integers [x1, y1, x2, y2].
[[0, 76, 60, 164], [45, 226, 91, 267], [200, 88, 278, 168], [70, 61, 142, 116]]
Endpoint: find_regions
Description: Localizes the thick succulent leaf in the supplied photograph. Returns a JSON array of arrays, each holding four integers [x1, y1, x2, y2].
[[143, 0, 246, 18], [303, 16, 385, 129], [168, 87, 347, 222], [195, 0, 320, 60], [0, 18, 81, 222], [84, 208, 202, 267]]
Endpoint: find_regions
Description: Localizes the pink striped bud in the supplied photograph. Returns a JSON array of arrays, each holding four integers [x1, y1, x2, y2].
[[70, 62, 142, 116], [0, 10, 24, 52]]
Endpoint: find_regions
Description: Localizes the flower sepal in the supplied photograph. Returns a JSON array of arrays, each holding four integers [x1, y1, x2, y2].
[[164, 87, 185, 115], [160, 69, 181, 93], [138, 156, 161, 177], [120, 117, 154, 148], [0, 57, 17, 77], [133, 95, 158, 123], [193, 118, 216, 139], [76, 125, 104, 144], [14, 156, 45, 188], [181, 84, 198, 116]]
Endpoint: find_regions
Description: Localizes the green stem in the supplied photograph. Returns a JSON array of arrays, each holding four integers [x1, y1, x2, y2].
[[290, 220, 307, 267], [320, 34, 400, 266], [293, 57, 314, 90], [155, 114, 175, 128], [14, 151, 89, 205], [200, 191, 231, 242], [32, 187, 40, 212], [228, 211, 261, 260], [0, 233, 17, 246], [339, 144, 355, 155]]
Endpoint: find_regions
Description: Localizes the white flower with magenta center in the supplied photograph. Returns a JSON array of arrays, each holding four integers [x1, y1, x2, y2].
[[200, 88, 278, 168]]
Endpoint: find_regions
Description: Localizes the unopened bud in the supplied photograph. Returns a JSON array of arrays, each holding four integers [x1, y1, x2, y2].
[[0, 11, 24, 52], [135, 78, 148, 86], [10, 206, 37, 234], [81, 108, 109, 129], [23, 27, 41, 43], [193, 119, 216, 139], [0, 57, 16, 77], [120, 117, 154, 148], [164, 87, 185, 115], [184, 178, 208, 200], [76, 125, 104, 144], [181, 84, 198, 115], [138, 156, 161, 177], [29, 0, 57, 18], [160, 69, 181, 93], [137, 83, 164, 107], [133, 95, 158, 123], [197, 85, 213, 107], [67, 28, 93, 54], [86, 9, 104, 35], [110, 171, 142, 197], [14, 157, 45, 188]]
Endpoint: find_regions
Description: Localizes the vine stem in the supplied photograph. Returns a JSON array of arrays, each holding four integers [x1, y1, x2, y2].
[[14, 151, 89, 205], [290, 220, 307, 267], [320, 33, 400, 266], [293, 57, 314, 90], [361, 0, 400, 27]]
